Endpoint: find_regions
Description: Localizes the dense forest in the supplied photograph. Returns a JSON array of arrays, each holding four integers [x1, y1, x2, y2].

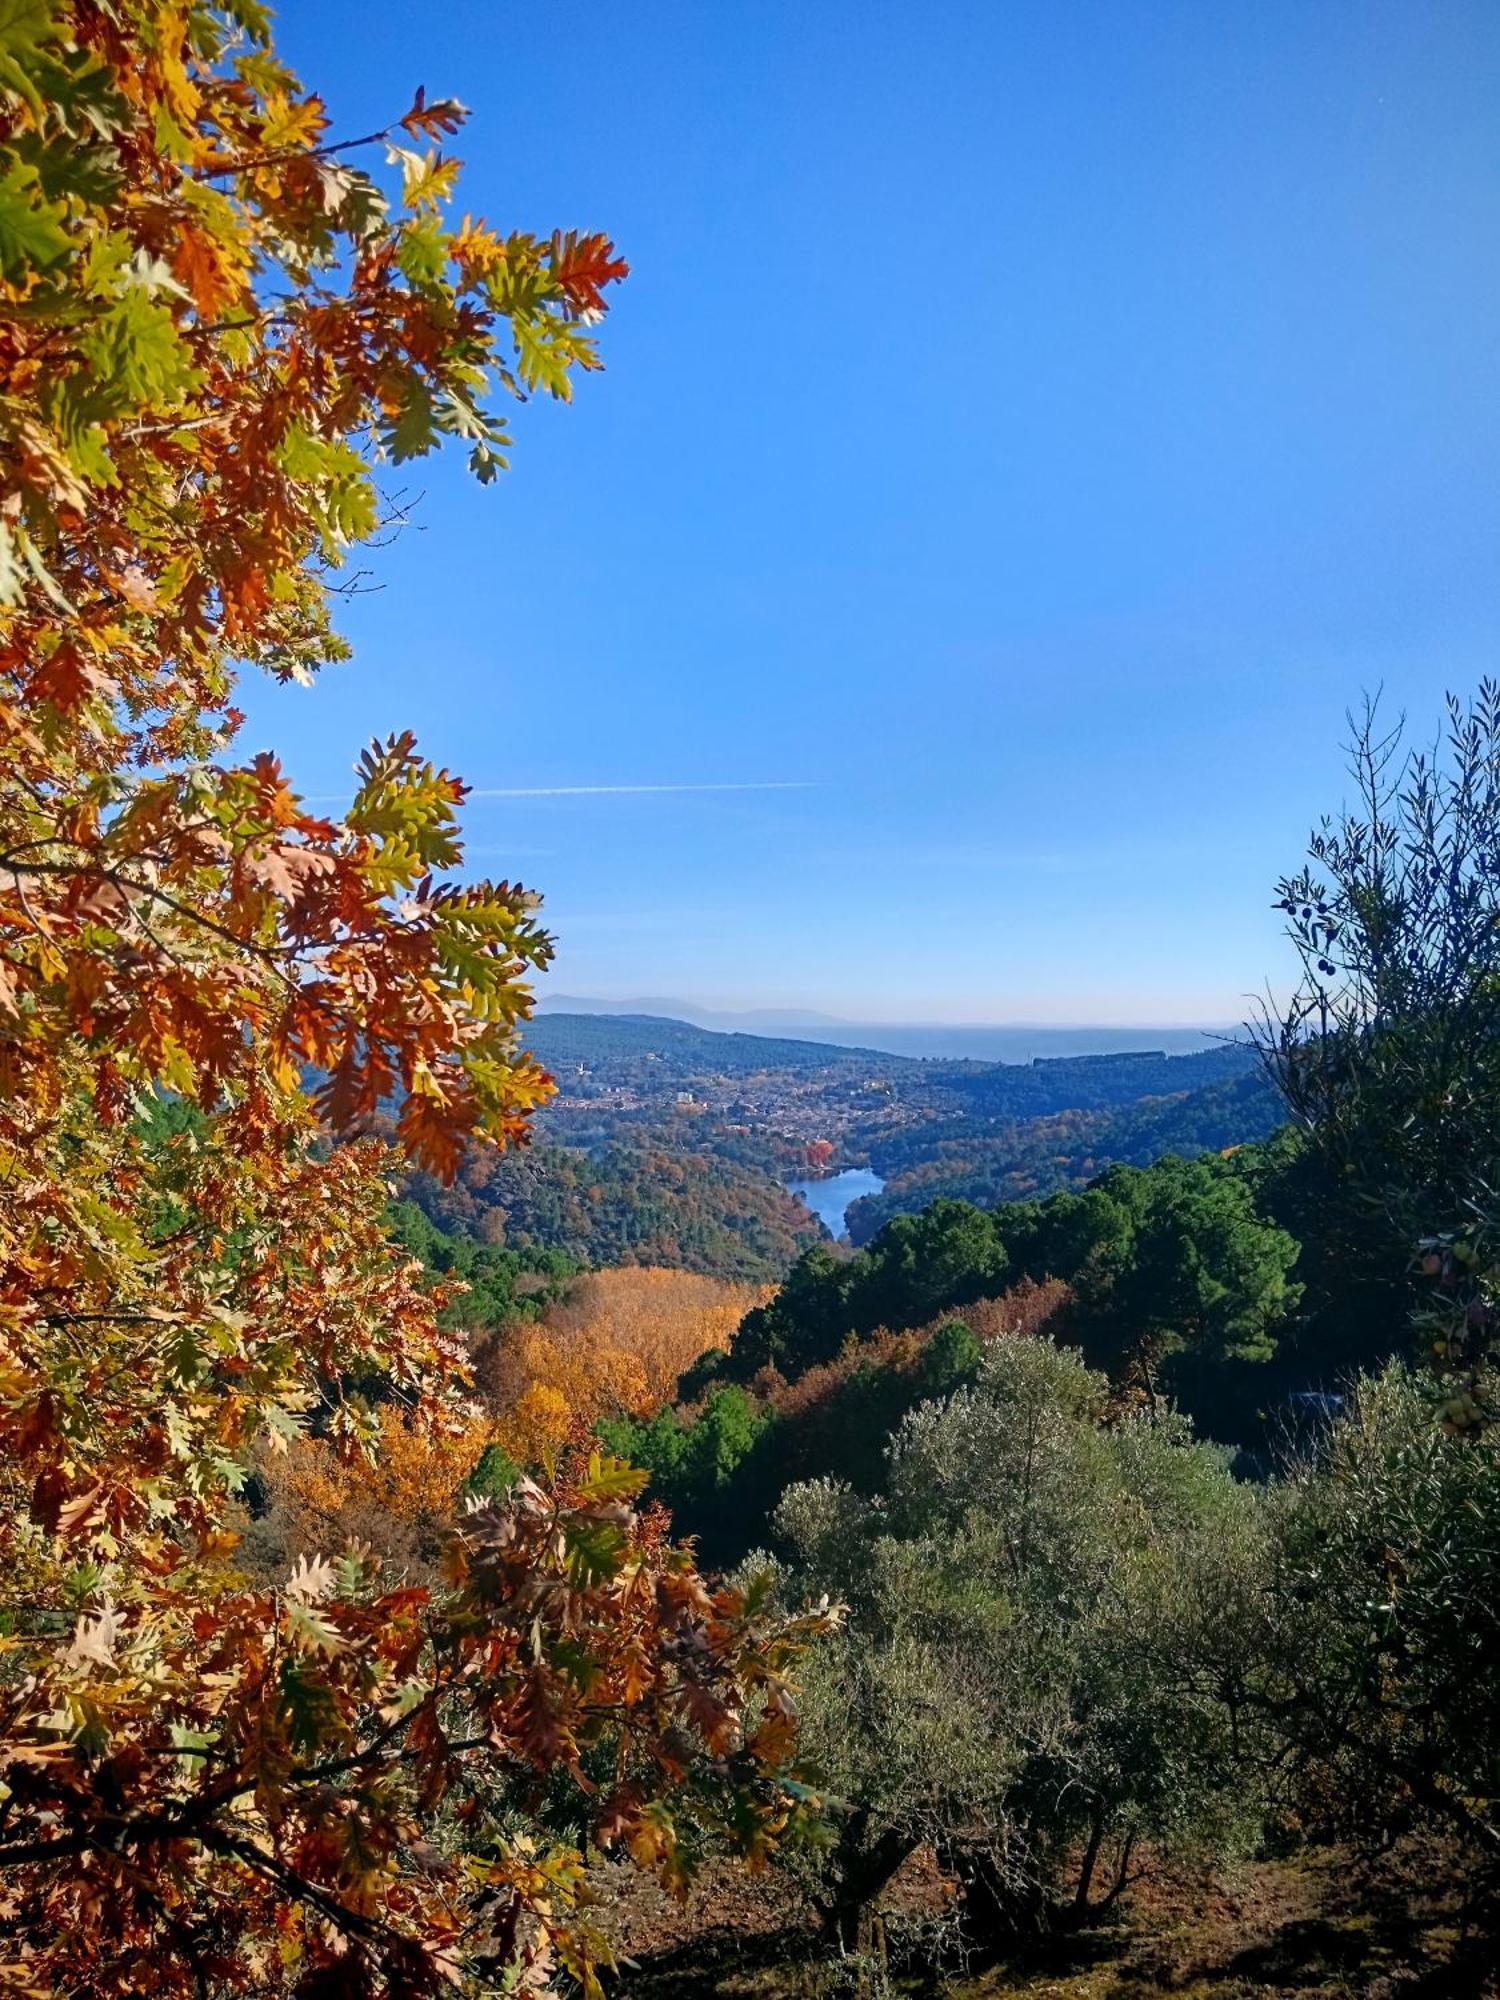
[[845, 1066, 1282, 1237], [600, 1136, 1320, 1562], [400, 1135, 825, 1280]]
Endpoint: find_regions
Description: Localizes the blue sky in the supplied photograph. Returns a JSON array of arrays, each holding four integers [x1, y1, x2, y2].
[[239, 0, 1500, 1025]]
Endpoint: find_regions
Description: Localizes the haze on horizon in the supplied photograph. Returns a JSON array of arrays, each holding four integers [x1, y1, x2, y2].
[[534, 988, 1244, 1035], [236, 0, 1500, 1023]]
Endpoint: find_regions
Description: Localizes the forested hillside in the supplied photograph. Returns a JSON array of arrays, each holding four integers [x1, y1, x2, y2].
[[529, 1010, 888, 1072], [529, 1013, 1260, 1174], [847, 1067, 1282, 1237], [603, 1138, 1317, 1562], [400, 1136, 824, 1279]]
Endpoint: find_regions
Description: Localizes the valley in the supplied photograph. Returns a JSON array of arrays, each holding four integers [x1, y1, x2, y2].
[[422, 1011, 1284, 1276]]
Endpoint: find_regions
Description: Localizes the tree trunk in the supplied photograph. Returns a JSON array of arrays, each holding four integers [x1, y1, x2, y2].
[[949, 1843, 1045, 1950], [1073, 1810, 1106, 1915], [1099, 1825, 1137, 1911], [817, 1815, 919, 1958]]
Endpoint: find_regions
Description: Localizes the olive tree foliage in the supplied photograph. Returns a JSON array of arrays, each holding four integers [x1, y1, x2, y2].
[[769, 1339, 1265, 1955], [1258, 684, 1500, 1196], [1254, 1366, 1500, 1868], [1252, 684, 1500, 1408]]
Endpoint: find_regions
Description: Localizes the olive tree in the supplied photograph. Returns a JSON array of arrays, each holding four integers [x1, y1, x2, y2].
[[1254, 1366, 1500, 1867], [772, 1338, 1265, 1956], [1253, 684, 1500, 1403]]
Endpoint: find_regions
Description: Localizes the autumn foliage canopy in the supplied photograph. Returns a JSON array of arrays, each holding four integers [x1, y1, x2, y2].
[[476, 1268, 773, 1463], [0, 4, 829, 1993]]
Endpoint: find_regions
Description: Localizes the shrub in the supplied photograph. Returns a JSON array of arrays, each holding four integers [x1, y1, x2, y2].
[[1255, 1366, 1500, 1867], [775, 1338, 1263, 1950]]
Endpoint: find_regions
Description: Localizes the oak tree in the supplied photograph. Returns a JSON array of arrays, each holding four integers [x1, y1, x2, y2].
[[0, 5, 829, 1993]]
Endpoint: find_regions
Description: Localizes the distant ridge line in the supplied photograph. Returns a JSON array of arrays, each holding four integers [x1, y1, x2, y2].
[[533, 998, 1232, 1066], [527, 1012, 1251, 1081]]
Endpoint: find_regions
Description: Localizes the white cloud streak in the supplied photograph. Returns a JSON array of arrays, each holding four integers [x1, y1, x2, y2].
[[303, 779, 814, 807], [465, 781, 814, 799]]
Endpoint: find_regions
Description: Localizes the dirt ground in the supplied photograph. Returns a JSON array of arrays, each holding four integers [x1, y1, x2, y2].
[[599, 1839, 1499, 2000]]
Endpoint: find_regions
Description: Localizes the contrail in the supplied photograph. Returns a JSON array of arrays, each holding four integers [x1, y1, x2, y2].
[[304, 779, 814, 805], [465, 780, 814, 798]]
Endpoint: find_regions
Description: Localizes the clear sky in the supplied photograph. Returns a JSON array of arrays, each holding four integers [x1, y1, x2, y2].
[[238, 0, 1500, 1026]]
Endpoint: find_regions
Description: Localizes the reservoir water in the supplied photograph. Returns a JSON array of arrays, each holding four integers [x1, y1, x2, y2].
[[785, 1167, 885, 1239]]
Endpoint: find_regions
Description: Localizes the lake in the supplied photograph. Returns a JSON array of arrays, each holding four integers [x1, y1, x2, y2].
[[785, 1167, 885, 1239]]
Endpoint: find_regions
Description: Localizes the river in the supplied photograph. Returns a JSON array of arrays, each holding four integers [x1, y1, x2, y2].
[[784, 1166, 885, 1240]]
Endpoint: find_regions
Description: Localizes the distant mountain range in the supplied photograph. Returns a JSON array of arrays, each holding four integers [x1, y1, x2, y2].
[[534, 994, 1238, 1065]]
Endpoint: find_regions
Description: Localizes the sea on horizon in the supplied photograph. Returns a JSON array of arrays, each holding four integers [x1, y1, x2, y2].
[[748, 1022, 1236, 1064]]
